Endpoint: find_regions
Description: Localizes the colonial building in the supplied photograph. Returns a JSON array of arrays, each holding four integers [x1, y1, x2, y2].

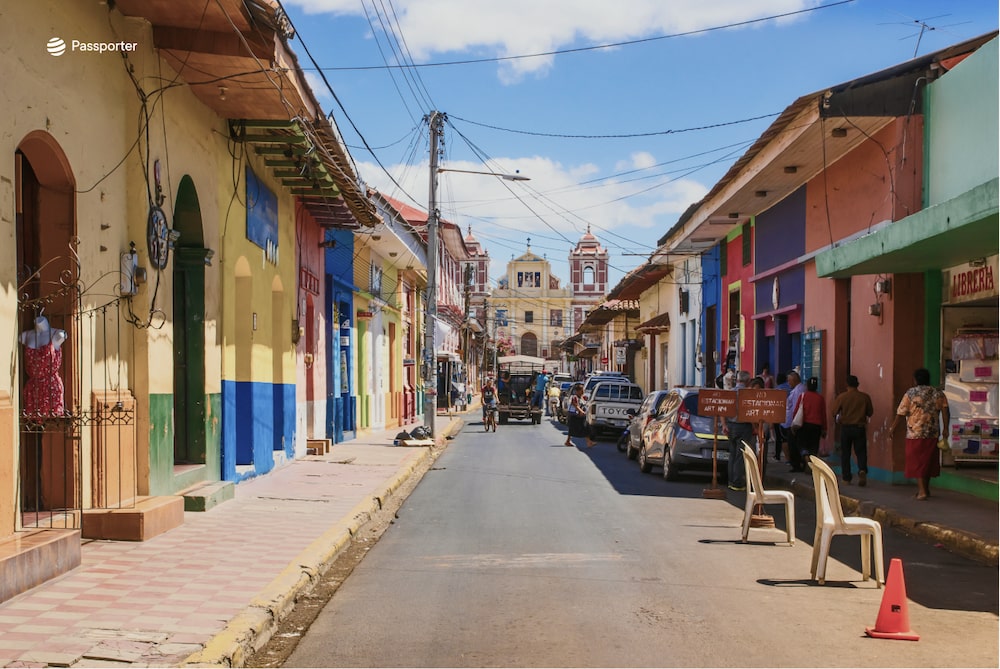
[[490, 242, 575, 367]]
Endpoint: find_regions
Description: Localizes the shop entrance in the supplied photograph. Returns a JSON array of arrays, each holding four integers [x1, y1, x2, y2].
[[15, 133, 79, 525]]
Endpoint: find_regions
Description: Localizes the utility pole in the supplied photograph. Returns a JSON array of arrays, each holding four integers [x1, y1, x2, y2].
[[422, 111, 444, 438]]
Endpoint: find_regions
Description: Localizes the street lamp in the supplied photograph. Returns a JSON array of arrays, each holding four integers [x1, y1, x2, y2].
[[422, 110, 529, 438], [438, 167, 530, 181]]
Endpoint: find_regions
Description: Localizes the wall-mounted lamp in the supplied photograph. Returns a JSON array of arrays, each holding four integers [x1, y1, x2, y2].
[[874, 278, 892, 296], [868, 303, 882, 317], [970, 257, 987, 267], [783, 165, 798, 174], [831, 127, 848, 138], [388, 251, 398, 258], [371, 234, 382, 241], [218, 86, 227, 101], [318, 239, 337, 249], [203, 249, 215, 267]]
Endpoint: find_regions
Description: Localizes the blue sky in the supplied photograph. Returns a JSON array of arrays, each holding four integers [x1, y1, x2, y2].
[[282, 0, 998, 289]]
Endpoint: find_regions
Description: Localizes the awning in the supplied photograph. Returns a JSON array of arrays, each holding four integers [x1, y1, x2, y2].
[[816, 179, 998, 278], [635, 312, 671, 334], [576, 346, 600, 359]]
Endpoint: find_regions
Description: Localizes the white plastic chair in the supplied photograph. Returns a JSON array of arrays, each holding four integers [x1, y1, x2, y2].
[[809, 456, 884, 587], [740, 442, 795, 545]]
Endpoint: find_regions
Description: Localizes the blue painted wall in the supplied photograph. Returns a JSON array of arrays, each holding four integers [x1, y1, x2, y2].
[[221, 380, 294, 481], [325, 228, 357, 442], [701, 244, 721, 369]]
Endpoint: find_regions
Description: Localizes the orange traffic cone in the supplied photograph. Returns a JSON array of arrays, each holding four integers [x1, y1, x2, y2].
[[865, 558, 919, 641]]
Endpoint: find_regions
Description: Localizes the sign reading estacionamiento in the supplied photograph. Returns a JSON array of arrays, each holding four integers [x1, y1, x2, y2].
[[737, 388, 787, 423]]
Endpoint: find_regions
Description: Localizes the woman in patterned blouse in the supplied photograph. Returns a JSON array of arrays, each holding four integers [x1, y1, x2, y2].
[[890, 368, 950, 501]]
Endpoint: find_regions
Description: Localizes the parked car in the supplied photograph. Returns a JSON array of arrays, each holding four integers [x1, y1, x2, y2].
[[642, 387, 730, 481], [622, 389, 675, 462], [585, 379, 644, 435], [555, 381, 574, 423], [582, 371, 630, 400]]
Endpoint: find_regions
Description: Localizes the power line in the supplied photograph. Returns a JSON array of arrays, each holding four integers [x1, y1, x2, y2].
[[305, 1, 857, 72]]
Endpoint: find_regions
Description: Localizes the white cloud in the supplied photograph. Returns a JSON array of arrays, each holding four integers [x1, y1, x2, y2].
[[358, 152, 708, 255], [284, 0, 817, 80]]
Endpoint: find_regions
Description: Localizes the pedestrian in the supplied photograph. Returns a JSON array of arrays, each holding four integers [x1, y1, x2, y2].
[[890, 368, 950, 500], [782, 371, 806, 471], [725, 371, 755, 490], [773, 372, 789, 460], [831, 374, 874, 486], [760, 364, 775, 389], [532, 368, 551, 412], [564, 383, 596, 448], [792, 376, 827, 464]]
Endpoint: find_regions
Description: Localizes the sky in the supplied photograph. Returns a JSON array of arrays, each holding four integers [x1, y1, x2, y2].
[[281, 0, 999, 290]]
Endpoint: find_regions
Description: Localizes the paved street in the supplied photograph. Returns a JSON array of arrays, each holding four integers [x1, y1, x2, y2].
[[283, 417, 999, 668]]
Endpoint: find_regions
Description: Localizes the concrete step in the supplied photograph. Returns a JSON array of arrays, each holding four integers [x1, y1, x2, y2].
[[181, 480, 235, 512], [0, 529, 80, 603], [81, 496, 184, 541]]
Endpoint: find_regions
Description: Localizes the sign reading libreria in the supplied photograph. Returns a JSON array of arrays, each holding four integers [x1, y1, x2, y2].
[[246, 166, 278, 260], [944, 255, 997, 304]]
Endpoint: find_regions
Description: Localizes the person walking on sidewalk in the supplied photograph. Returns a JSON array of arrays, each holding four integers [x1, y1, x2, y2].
[[783, 371, 807, 471], [831, 374, 874, 486], [890, 367, 950, 501], [773, 372, 789, 461], [792, 376, 827, 464]]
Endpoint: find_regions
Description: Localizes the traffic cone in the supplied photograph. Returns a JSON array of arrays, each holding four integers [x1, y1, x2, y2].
[[865, 558, 920, 641]]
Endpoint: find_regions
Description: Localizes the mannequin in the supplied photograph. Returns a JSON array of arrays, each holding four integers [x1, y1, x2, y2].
[[20, 315, 67, 350], [20, 315, 67, 417]]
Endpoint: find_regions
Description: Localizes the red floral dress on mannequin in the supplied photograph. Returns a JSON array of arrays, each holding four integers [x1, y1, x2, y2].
[[23, 342, 65, 417]]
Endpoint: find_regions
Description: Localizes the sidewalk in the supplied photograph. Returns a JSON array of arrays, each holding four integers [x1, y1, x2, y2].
[[761, 452, 998, 566], [0, 415, 461, 668]]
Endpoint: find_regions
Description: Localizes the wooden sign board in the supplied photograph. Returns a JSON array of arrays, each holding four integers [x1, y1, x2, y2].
[[737, 388, 787, 423], [698, 389, 738, 418]]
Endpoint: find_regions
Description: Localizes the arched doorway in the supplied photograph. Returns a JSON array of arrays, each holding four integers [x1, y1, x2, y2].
[[520, 332, 538, 357], [15, 132, 78, 520], [172, 176, 208, 467]]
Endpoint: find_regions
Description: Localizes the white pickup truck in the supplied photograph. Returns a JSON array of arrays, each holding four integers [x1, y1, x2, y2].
[[585, 379, 645, 434]]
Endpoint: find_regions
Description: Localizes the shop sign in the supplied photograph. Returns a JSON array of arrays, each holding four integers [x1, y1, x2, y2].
[[944, 255, 998, 304], [356, 310, 374, 320]]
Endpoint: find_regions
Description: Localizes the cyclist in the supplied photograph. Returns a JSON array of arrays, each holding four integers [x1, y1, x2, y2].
[[481, 377, 498, 424]]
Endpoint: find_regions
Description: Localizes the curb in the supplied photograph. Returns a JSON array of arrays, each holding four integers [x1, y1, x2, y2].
[[182, 447, 434, 667], [770, 474, 999, 567]]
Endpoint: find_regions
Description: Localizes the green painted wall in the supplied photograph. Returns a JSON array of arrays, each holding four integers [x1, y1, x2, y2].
[[926, 38, 999, 205], [148, 392, 222, 495]]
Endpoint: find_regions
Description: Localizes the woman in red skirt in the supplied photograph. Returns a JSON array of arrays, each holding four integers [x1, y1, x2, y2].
[[890, 368, 950, 500]]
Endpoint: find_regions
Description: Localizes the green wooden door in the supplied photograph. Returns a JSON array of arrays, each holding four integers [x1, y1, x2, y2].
[[173, 248, 208, 464]]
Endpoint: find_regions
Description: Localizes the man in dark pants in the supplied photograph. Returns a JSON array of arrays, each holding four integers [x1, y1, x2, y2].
[[831, 374, 874, 486], [725, 371, 755, 491], [782, 371, 806, 472], [773, 372, 789, 460]]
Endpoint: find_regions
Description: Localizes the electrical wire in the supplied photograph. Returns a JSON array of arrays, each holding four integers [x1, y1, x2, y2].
[[308, 1, 858, 72]]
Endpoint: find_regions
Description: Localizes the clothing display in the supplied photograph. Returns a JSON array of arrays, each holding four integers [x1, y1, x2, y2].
[[23, 341, 65, 417]]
